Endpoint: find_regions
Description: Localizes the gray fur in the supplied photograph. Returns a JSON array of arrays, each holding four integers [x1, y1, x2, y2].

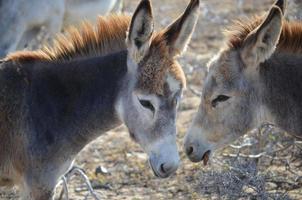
[[0, 51, 127, 199], [0, 49, 182, 199], [260, 52, 302, 135], [0, 0, 202, 198], [0, 0, 203, 197], [184, 0, 302, 163]]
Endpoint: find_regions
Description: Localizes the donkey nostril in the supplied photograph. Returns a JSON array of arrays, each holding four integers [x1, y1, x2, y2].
[[186, 146, 194, 156], [158, 161, 178, 177], [160, 163, 166, 174]]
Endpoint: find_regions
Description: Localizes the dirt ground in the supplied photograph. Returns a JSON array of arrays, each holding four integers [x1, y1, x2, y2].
[[1, 0, 302, 199]]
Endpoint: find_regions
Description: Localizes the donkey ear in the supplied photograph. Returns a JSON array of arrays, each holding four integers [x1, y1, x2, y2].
[[126, 0, 154, 63], [240, 6, 283, 67], [162, 0, 200, 57], [274, 0, 287, 15]]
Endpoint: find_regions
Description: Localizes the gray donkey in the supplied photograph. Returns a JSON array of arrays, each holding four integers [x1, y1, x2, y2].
[[0, 0, 200, 199], [0, 0, 123, 58], [184, 0, 302, 164]]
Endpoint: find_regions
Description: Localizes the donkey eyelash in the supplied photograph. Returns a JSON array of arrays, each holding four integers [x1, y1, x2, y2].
[[139, 99, 155, 112], [211, 95, 230, 108]]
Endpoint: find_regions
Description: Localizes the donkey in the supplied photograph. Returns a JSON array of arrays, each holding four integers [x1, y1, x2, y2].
[[184, 0, 302, 164], [0, 0, 200, 199], [0, 0, 123, 58]]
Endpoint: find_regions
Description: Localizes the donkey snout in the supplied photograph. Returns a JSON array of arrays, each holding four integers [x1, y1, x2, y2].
[[185, 143, 202, 162], [184, 139, 211, 163], [159, 160, 178, 176], [149, 153, 179, 178]]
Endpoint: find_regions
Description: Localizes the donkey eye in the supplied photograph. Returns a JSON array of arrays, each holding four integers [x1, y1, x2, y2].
[[211, 95, 230, 108], [139, 100, 155, 112]]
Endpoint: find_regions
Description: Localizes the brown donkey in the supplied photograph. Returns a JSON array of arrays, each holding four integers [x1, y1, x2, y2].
[[184, 0, 302, 163], [0, 0, 200, 199]]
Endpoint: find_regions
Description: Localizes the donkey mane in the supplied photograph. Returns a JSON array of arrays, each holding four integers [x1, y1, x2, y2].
[[4, 13, 186, 95], [225, 16, 302, 53], [6, 14, 131, 62]]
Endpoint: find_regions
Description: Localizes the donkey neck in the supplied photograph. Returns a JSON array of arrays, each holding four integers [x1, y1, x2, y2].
[[258, 51, 302, 137], [27, 50, 128, 155]]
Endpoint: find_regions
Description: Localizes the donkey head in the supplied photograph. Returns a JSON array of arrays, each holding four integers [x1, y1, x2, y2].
[[116, 0, 200, 177], [184, 0, 285, 163]]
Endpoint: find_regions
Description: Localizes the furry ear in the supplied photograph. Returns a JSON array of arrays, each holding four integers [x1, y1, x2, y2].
[[240, 6, 283, 67], [126, 0, 154, 63], [162, 0, 200, 57], [274, 0, 287, 15]]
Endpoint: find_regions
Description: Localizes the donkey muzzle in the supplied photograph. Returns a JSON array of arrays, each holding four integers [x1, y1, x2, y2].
[[149, 152, 179, 178]]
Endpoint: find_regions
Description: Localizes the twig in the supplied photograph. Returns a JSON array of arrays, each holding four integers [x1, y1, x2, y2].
[[58, 176, 69, 200], [222, 152, 266, 159], [58, 166, 102, 200], [229, 143, 252, 149], [285, 161, 302, 182], [267, 179, 302, 191], [295, 140, 302, 144], [272, 144, 294, 154], [65, 166, 101, 200]]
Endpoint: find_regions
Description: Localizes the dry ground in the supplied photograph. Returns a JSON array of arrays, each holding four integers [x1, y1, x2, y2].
[[1, 0, 302, 199]]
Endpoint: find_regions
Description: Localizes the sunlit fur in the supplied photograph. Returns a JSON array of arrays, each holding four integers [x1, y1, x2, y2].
[[185, 0, 302, 163], [0, 0, 200, 198]]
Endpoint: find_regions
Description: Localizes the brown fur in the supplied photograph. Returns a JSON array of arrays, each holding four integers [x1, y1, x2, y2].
[[137, 33, 186, 95], [225, 16, 302, 53], [6, 14, 131, 62]]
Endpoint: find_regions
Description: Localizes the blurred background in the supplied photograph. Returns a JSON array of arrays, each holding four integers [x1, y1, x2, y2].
[[1, 0, 302, 199]]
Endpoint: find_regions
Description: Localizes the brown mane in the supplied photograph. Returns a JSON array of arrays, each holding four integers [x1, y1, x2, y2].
[[6, 14, 131, 62], [225, 15, 302, 53]]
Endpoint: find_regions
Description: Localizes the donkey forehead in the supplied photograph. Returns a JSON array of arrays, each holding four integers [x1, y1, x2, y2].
[[208, 51, 241, 82], [204, 51, 241, 96], [136, 58, 185, 96]]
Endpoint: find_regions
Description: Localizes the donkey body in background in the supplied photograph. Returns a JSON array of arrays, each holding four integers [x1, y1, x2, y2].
[[184, 0, 302, 163], [0, 0, 200, 199], [0, 0, 123, 58]]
